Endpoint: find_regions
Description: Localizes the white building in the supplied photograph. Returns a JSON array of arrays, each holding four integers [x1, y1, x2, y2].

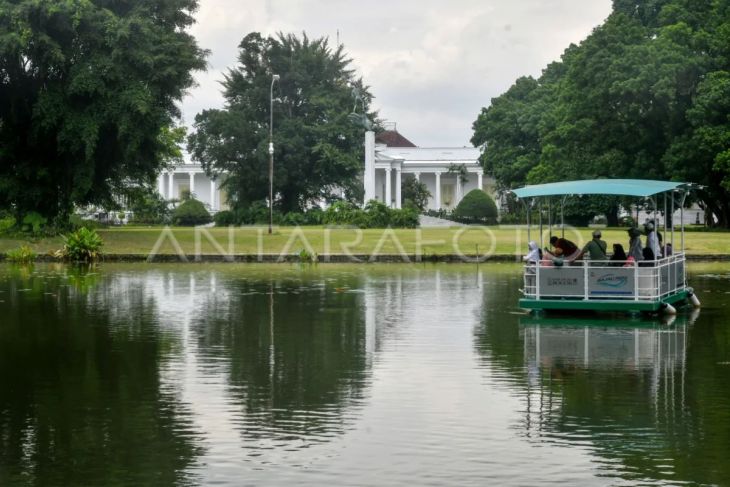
[[363, 127, 493, 210], [157, 161, 228, 212], [153, 126, 492, 214]]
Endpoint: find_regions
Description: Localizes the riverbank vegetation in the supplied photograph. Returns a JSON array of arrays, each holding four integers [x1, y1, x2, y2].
[[0, 226, 727, 257]]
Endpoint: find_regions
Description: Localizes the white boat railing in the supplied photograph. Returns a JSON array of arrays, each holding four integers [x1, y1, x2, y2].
[[523, 253, 686, 301]]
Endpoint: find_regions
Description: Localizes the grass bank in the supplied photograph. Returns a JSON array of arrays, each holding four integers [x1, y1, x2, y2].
[[0, 225, 727, 259]]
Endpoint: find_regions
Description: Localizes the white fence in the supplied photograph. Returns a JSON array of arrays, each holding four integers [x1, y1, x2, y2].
[[523, 253, 686, 301]]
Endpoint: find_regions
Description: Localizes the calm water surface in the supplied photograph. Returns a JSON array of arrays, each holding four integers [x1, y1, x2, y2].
[[0, 262, 729, 486]]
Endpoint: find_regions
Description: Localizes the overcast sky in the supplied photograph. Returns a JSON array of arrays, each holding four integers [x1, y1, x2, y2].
[[182, 0, 612, 148]]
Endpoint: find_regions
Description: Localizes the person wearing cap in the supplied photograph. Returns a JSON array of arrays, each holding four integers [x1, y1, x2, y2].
[[578, 229, 608, 262]]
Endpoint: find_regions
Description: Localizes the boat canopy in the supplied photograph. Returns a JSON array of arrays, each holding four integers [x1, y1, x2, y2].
[[512, 179, 691, 199]]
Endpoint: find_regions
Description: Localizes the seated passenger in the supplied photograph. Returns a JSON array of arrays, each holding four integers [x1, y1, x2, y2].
[[545, 236, 580, 262], [523, 241, 542, 264], [578, 230, 608, 262], [609, 243, 627, 266]]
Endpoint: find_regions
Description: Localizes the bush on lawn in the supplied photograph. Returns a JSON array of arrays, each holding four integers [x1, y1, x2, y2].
[[172, 198, 211, 226], [453, 190, 498, 225]]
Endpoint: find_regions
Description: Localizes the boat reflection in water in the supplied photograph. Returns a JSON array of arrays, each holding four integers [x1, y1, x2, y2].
[[518, 310, 702, 483]]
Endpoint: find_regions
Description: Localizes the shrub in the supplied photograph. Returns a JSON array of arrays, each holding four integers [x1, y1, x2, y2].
[[0, 215, 16, 234], [6, 245, 36, 263], [453, 189, 498, 225], [214, 210, 237, 227], [128, 189, 171, 224], [58, 228, 104, 262], [21, 212, 47, 234], [363, 200, 391, 228], [172, 198, 211, 226], [401, 178, 431, 212], [389, 207, 420, 228]]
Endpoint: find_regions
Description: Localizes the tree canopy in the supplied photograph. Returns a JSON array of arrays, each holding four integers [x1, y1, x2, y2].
[[187, 32, 375, 213], [472, 0, 730, 227], [0, 0, 207, 225]]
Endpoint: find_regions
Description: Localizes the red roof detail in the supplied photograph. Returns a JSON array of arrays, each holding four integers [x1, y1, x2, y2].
[[375, 130, 417, 147]]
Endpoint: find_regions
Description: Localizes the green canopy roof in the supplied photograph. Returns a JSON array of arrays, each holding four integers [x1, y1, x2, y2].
[[511, 179, 690, 199]]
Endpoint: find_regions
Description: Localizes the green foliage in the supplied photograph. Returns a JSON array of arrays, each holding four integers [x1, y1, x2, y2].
[[0, 0, 207, 223], [213, 210, 237, 227], [297, 248, 318, 264], [401, 178, 431, 212], [0, 215, 16, 234], [69, 215, 104, 231], [21, 212, 47, 235], [322, 200, 418, 228], [128, 188, 171, 225], [5, 245, 36, 263], [188, 32, 375, 213], [472, 0, 730, 227], [453, 190, 498, 225], [171, 198, 211, 226], [58, 228, 103, 262]]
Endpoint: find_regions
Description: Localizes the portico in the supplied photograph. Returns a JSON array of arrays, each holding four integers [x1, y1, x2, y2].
[[157, 163, 227, 212], [365, 129, 491, 210]]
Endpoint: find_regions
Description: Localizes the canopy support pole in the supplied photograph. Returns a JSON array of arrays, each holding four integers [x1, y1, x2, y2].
[[680, 192, 687, 253], [524, 199, 531, 244], [671, 191, 675, 253], [539, 199, 543, 249], [561, 196, 567, 238]]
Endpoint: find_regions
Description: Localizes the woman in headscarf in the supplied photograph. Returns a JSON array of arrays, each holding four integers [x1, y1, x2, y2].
[[627, 227, 644, 262], [644, 221, 661, 259], [609, 243, 628, 266], [523, 241, 541, 264]]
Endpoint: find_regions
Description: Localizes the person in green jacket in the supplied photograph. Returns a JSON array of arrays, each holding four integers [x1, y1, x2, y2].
[[578, 230, 608, 262]]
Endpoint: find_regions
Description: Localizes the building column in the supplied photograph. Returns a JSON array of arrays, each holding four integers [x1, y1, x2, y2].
[[435, 172, 441, 209], [158, 173, 166, 198], [414, 172, 420, 182], [385, 168, 392, 208], [456, 175, 463, 203], [189, 172, 195, 197], [395, 168, 402, 209], [167, 171, 174, 200], [364, 131, 376, 204], [477, 172, 483, 191], [210, 179, 217, 211]]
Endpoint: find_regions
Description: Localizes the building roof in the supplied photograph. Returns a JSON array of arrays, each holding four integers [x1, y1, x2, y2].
[[375, 130, 417, 147], [379, 146, 481, 163]]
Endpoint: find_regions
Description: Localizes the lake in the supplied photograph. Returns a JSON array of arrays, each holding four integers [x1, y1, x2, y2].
[[0, 262, 728, 486]]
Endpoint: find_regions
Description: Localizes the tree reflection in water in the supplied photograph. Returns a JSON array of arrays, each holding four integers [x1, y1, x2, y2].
[[0, 265, 202, 486]]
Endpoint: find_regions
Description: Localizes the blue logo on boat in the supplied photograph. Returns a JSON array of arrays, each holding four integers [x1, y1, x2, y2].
[[596, 274, 628, 288]]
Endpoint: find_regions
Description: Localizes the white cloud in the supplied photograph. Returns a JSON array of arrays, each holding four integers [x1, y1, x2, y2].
[[182, 0, 612, 146]]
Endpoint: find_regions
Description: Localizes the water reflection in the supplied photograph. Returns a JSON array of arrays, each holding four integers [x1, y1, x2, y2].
[[0, 265, 201, 486], [512, 311, 728, 485]]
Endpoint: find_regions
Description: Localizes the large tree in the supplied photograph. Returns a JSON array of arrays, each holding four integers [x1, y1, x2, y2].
[[0, 0, 207, 224], [187, 32, 374, 213], [472, 0, 730, 226]]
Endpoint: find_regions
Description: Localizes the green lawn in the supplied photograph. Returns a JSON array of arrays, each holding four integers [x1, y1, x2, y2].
[[0, 225, 727, 258]]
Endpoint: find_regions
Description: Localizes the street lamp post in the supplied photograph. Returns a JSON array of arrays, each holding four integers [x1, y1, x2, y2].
[[268, 74, 280, 235]]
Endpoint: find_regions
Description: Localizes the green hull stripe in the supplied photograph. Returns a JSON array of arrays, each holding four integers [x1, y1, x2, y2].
[[519, 290, 690, 312]]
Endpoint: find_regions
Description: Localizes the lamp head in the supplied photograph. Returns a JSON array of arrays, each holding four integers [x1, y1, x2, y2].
[[272, 74, 280, 82]]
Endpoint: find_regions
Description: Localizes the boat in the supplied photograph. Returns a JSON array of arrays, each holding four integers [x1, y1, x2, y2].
[[512, 179, 701, 315]]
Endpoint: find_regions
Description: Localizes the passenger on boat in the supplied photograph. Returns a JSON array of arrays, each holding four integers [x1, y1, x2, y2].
[[644, 221, 662, 259], [578, 230, 607, 262], [609, 243, 628, 266], [627, 227, 644, 262], [523, 241, 542, 264], [546, 236, 580, 262]]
